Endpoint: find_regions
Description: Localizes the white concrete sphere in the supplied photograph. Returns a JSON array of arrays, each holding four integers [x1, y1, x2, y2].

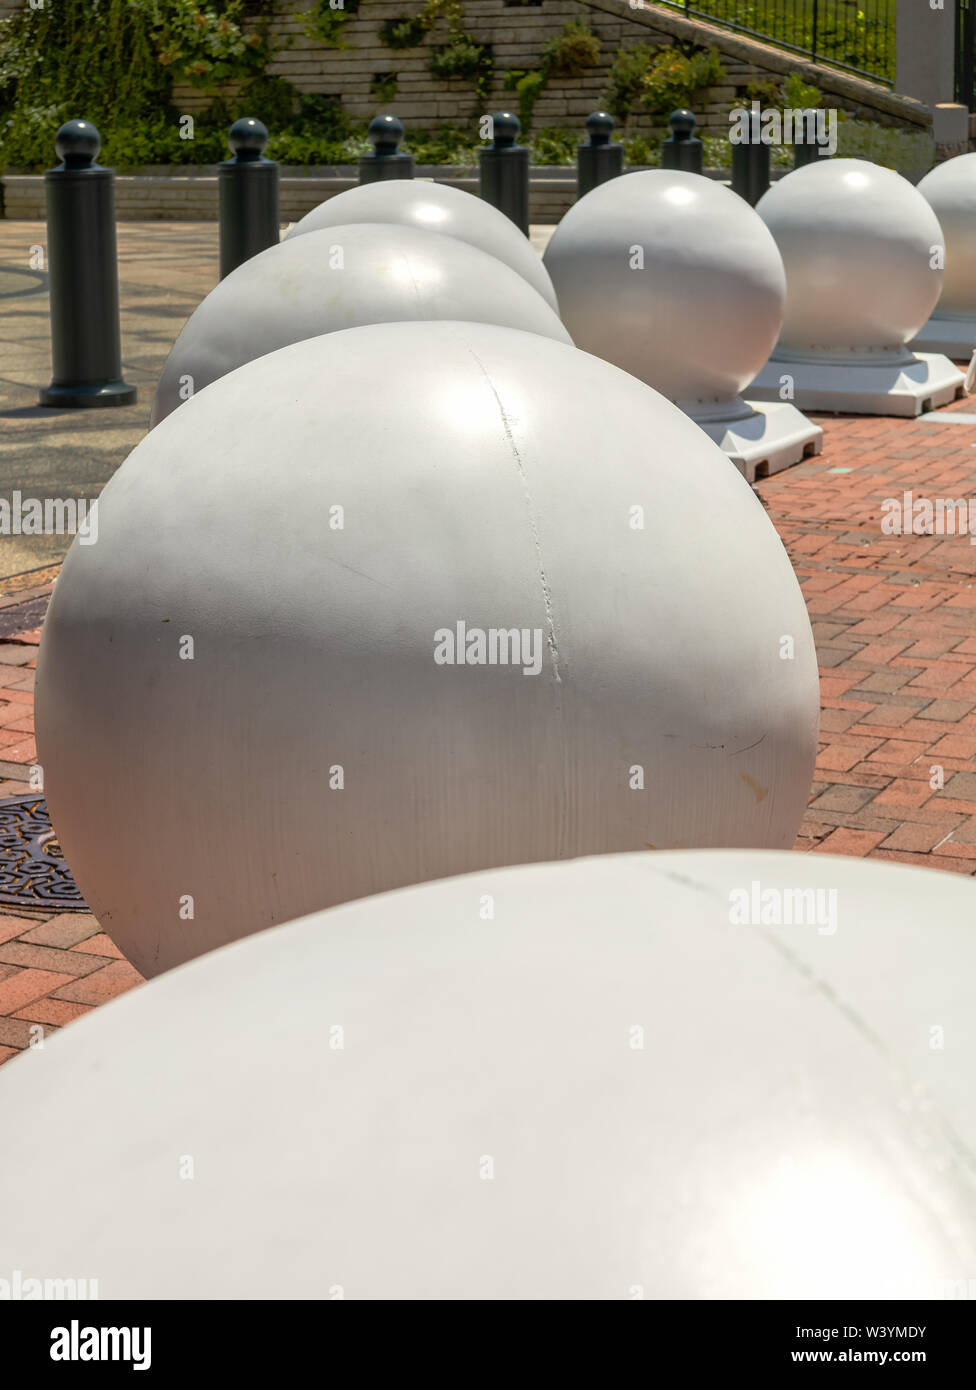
[[37, 320, 819, 979], [1, 850, 974, 1300], [285, 177, 559, 312], [150, 223, 570, 426], [542, 170, 786, 405], [917, 152, 976, 315], [756, 158, 945, 351]]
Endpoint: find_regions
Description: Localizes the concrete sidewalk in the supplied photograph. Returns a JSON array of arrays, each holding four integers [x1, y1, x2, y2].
[[0, 221, 217, 584]]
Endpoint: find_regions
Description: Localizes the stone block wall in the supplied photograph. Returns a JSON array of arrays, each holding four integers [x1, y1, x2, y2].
[[165, 0, 927, 140]]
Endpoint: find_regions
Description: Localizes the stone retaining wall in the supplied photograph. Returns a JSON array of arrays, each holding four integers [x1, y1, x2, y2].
[[167, 0, 925, 139], [0, 163, 795, 224]]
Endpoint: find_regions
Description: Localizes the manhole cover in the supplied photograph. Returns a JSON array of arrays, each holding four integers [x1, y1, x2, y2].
[[0, 795, 88, 911]]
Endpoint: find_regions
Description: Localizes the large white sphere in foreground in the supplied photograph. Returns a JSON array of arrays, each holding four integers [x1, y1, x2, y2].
[[917, 152, 976, 316], [1, 850, 973, 1299], [150, 223, 569, 426], [285, 176, 559, 311], [542, 170, 786, 406], [756, 158, 944, 350], [37, 321, 818, 978]]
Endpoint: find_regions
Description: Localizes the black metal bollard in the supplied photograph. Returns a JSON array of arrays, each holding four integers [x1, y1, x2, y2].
[[661, 109, 704, 175], [359, 115, 414, 183], [40, 121, 136, 408], [731, 110, 770, 207], [794, 109, 829, 168], [479, 111, 530, 235], [218, 118, 280, 281], [577, 111, 623, 199]]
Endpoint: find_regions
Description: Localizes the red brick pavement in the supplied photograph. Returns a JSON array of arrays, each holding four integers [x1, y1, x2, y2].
[[3, 398, 976, 1060]]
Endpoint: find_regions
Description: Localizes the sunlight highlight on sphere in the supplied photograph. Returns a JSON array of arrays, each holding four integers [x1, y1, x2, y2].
[[543, 170, 786, 405], [285, 177, 559, 310], [39, 321, 818, 978]]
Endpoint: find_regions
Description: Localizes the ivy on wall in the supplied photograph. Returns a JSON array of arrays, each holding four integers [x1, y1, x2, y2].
[[0, 0, 278, 165], [303, 0, 361, 49], [379, 0, 492, 108], [604, 41, 725, 124], [505, 18, 600, 133]]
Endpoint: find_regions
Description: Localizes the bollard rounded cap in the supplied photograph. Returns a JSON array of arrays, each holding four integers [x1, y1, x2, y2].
[[368, 114, 404, 152], [668, 109, 697, 140], [54, 119, 100, 168], [228, 117, 269, 161], [490, 111, 521, 147], [584, 111, 615, 145]]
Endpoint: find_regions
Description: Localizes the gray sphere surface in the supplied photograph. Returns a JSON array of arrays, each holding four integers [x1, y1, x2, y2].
[[151, 223, 569, 426], [916, 152, 976, 316], [0, 850, 973, 1299], [543, 170, 785, 406], [285, 178, 559, 311], [39, 321, 818, 978]]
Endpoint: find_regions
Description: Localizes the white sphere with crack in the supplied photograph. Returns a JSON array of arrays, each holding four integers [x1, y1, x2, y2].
[[38, 320, 819, 978], [0, 850, 972, 1299]]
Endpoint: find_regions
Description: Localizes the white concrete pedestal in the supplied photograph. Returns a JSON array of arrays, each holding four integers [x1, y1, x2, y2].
[[684, 396, 823, 483], [910, 313, 976, 362], [748, 347, 965, 417]]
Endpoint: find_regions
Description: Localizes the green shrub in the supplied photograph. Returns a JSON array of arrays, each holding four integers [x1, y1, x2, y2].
[[370, 72, 399, 102], [404, 123, 480, 163], [379, 15, 430, 47], [604, 43, 654, 124], [304, 0, 361, 49], [640, 45, 725, 119], [782, 71, 821, 109], [835, 113, 933, 179], [504, 68, 545, 130], [503, 20, 600, 134], [529, 125, 577, 164], [541, 18, 600, 78]]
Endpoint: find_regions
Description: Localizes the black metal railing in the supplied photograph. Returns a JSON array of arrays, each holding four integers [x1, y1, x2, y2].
[[659, 0, 894, 87], [957, 0, 976, 109]]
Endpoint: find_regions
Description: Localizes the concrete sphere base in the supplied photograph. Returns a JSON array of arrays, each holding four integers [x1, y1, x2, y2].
[[37, 321, 819, 978], [687, 397, 823, 482], [0, 850, 973, 1299], [748, 348, 965, 417]]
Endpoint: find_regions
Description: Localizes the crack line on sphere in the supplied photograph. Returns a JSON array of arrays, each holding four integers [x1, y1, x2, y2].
[[462, 343, 562, 683]]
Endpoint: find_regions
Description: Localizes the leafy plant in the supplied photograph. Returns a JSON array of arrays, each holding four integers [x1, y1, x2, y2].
[[604, 43, 655, 124], [504, 68, 545, 130], [404, 122, 480, 162], [304, 0, 360, 49], [541, 18, 600, 78], [429, 36, 492, 104], [528, 125, 577, 164], [639, 45, 725, 119], [370, 71, 399, 102], [835, 112, 933, 179], [379, 15, 429, 47], [504, 20, 600, 133], [782, 70, 821, 109]]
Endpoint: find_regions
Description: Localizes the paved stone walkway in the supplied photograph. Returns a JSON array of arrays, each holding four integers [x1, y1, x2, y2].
[[3, 221, 976, 1062]]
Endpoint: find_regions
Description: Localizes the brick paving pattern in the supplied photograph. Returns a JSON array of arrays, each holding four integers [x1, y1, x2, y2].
[[3, 223, 976, 1061]]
